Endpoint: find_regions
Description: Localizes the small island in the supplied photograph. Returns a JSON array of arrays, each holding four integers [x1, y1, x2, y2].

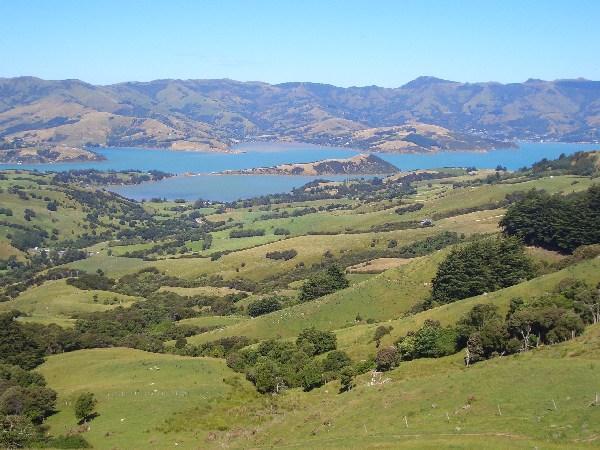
[[219, 153, 399, 176]]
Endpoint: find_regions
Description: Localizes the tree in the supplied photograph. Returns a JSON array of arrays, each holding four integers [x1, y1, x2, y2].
[[431, 237, 534, 303], [507, 308, 535, 351], [501, 185, 600, 253], [250, 358, 280, 394], [74, 392, 97, 424], [0, 313, 45, 370], [373, 325, 393, 348], [247, 297, 282, 317], [299, 265, 349, 302], [296, 328, 336, 355], [300, 360, 323, 391], [322, 350, 351, 373], [375, 346, 399, 372], [339, 366, 355, 393], [0, 415, 37, 449], [464, 333, 484, 366], [558, 279, 600, 324], [174, 337, 187, 349]]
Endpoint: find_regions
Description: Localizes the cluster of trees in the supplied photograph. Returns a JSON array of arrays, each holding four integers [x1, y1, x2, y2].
[[501, 185, 600, 253], [229, 229, 266, 238], [298, 265, 349, 302], [265, 249, 297, 261], [395, 203, 424, 215], [0, 362, 95, 448], [529, 151, 599, 177], [376, 277, 599, 371], [430, 237, 535, 305], [247, 297, 282, 317], [53, 169, 172, 185], [258, 207, 317, 221], [0, 365, 57, 448], [225, 328, 356, 393]]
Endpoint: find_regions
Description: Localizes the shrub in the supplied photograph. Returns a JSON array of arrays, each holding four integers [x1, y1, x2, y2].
[[42, 435, 91, 448], [265, 249, 297, 261], [299, 265, 349, 302], [74, 392, 97, 423], [296, 328, 336, 355], [322, 350, 351, 373], [339, 366, 355, 393], [375, 346, 399, 371], [229, 229, 265, 238], [247, 297, 282, 317], [395, 203, 424, 215], [373, 325, 393, 347]]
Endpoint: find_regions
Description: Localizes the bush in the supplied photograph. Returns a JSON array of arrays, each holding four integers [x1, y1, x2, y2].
[[229, 229, 265, 238], [296, 328, 336, 355], [74, 392, 97, 423], [375, 346, 399, 371], [395, 203, 424, 215], [299, 265, 349, 302], [300, 360, 324, 391], [247, 297, 282, 317], [373, 325, 393, 347], [10, 230, 46, 251], [265, 249, 297, 261], [41, 435, 91, 448], [67, 273, 114, 291], [322, 350, 351, 373]]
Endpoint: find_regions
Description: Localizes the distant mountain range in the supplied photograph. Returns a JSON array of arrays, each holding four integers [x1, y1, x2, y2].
[[1, 76, 599, 162]]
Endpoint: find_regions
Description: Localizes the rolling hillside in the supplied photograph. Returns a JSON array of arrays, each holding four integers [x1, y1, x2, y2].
[[3, 76, 600, 161]]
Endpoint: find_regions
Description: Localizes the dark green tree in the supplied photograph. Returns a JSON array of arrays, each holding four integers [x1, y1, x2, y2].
[[74, 392, 97, 424], [296, 328, 336, 355], [247, 297, 282, 317], [431, 237, 534, 303], [299, 265, 349, 302]]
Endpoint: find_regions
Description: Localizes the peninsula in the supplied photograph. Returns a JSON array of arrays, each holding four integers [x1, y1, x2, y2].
[[219, 153, 399, 175]]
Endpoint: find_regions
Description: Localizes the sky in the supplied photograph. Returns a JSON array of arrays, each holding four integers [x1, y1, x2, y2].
[[1, 0, 599, 87]]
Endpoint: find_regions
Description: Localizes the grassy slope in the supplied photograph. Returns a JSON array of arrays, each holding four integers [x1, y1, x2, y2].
[[237, 325, 600, 449], [37, 348, 250, 449], [38, 328, 600, 449], [187, 251, 448, 345], [337, 257, 600, 359], [0, 279, 140, 322]]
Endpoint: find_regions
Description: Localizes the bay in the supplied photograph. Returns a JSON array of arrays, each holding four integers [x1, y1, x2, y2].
[[1, 141, 596, 201]]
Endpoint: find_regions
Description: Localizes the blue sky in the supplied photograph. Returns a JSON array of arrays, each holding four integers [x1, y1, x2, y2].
[[1, 0, 598, 86]]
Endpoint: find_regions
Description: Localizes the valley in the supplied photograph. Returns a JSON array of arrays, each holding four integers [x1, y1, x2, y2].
[[1, 149, 599, 448]]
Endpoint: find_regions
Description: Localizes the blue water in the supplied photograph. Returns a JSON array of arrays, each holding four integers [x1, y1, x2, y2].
[[109, 174, 366, 202], [1, 141, 596, 201]]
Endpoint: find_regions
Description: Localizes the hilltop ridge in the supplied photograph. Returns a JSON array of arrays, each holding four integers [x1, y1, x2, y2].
[[4, 76, 600, 162], [220, 153, 399, 175]]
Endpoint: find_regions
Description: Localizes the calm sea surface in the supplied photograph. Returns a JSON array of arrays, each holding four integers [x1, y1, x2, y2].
[[1, 142, 596, 201]]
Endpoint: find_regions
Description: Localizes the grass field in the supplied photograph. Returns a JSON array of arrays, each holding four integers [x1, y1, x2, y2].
[[37, 328, 600, 449], [37, 348, 252, 449], [0, 279, 141, 322], [186, 251, 448, 345], [336, 257, 600, 359], [236, 324, 600, 449]]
